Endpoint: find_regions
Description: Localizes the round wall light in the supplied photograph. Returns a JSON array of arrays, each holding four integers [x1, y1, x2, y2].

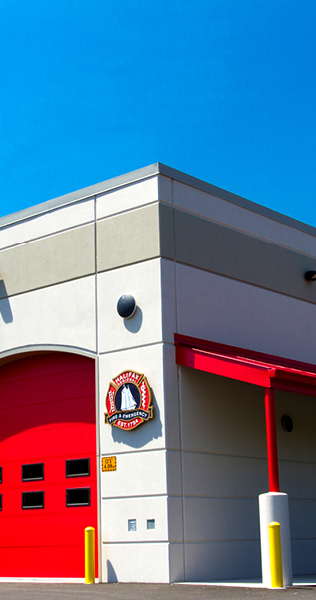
[[117, 294, 137, 319], [305, 270, 316, 281], [282, 415, 293, 433]]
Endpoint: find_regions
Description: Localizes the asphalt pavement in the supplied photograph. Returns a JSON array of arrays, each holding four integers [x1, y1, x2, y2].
[[0, 583, 316, 600]]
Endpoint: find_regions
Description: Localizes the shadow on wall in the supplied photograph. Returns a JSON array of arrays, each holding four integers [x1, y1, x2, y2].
[[0, 280, 13, 323], [107, 560, 118, 583], [111, 391, 162, 448], [123, 307, 143, 334]]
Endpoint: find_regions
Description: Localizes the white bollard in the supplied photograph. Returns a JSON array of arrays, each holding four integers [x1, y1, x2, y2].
[[259, 492, 292, 587]]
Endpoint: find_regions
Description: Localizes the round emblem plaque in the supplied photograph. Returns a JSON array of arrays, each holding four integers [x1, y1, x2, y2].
[[105, 370, 153, 430]]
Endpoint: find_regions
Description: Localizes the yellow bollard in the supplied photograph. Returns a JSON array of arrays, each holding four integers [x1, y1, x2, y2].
[[268, 521, 283, 588], [85, 526, 95, 584]]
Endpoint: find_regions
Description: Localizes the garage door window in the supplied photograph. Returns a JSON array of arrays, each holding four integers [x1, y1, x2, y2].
[[22, 463, 44, 481], [22, 491, 44, 509]]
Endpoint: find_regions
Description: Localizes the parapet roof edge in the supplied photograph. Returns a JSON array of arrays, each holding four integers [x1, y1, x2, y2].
[[1, 162, 316, 238]]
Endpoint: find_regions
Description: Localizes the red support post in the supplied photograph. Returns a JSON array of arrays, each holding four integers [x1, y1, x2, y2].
[[264, 387, 280, 492]]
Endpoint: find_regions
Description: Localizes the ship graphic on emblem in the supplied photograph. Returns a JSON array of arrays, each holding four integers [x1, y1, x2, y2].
[[104, 370, 153, 430], [120, 385, 137, 411]]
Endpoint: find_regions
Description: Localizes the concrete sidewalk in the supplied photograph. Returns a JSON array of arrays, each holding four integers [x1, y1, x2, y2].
[[0, 583, 316, 600]]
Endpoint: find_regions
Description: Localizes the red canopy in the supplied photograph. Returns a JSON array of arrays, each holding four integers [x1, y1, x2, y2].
[[175, 334, 316, 397]]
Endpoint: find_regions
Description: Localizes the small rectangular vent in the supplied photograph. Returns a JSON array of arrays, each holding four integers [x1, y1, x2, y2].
[[0, 494, 2, 511], [0, 467, 2, 484], [66, 488, 90, 507], [22, 463, 44, 481], [22, 491, 44, 509], [66, 458, 90, 478]]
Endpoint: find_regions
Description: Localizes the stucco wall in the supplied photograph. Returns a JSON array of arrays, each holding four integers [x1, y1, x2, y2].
[[176, 367, 316, 581], [1, 164, 316, 583]]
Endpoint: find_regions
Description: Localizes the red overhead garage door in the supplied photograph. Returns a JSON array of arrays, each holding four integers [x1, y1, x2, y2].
[[0, 352, 98, 578]]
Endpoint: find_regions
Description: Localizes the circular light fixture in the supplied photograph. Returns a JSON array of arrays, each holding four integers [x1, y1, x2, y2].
[[117, 294, 137, 319], [305, 270, 316, 281], [282, 415, 293, 433]]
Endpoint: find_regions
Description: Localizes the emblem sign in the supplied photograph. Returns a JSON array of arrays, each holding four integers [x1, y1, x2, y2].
[[105, 370, 153, 430]]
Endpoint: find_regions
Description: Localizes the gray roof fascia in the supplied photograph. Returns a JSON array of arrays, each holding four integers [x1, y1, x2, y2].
[[1, 162, 316, 239]]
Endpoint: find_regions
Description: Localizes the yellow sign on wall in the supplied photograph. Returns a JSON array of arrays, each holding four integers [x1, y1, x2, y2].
[[101, 456, 117, 472]]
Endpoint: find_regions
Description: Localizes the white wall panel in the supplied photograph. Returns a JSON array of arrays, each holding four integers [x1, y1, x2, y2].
[[97, 176, 160, 220], [101, 496, 168, 542], [168, 497, 183, 542], [158, 176, 173, 205], [173, 181, 316, 257], [100, 450, 167, 498], [176, 263, 316, 363], [166, 451, 182, 496], [0, 199, 94, 249], [183, 497, 259, 541], [0, 276, 96, 353], [161, 259, 176, 344], [179, 368, 266, 457], [101, 542, 170, 583], [97, 259, 163, 353], [279, 461, 316, 499], [163, 345, 180, 450], [289, 499, 316, 538], [182, 452, 267, 498], [184, 540, 261, 581], [169, 543, 184, 582], [275, 390, 316, 464], [98, 344, 167, 454], [291, 540, 316, 575]]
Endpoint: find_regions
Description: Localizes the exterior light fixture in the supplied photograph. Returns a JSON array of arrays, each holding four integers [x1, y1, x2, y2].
[[305, 271, 316, 281], [282, 415, 293, 433], [117, 294, 137, 319]]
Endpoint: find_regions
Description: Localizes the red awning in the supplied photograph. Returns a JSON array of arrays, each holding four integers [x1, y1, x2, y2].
[[175, 334, 316, 396]]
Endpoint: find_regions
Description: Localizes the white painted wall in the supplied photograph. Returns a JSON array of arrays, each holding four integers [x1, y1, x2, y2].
[[98, 342, 170, 582], [96, 174, 173, 221], [178, 367, 267, 581], [0, 276, 97, 354], [97, 176, 160, 219], [177, 367, 316, 581], [175, 263, 316, 364], [97, 259, 172, 354], [0, 199, 95, 249]]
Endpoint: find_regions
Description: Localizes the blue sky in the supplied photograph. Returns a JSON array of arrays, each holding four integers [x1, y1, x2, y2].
[[0, 0, 315, 226]]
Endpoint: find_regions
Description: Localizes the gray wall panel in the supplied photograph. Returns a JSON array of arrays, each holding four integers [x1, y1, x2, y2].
[[3, 200, 316, 305], [174, 209, 316, 303], [97, 204, 316, 302], [0, 224, 95, 298], [97, 203, 174, 272], [97, 204, 160, 271]]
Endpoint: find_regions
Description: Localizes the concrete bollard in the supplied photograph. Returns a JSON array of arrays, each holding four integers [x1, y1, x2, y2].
[[269, 521, 283, 588], [259, 492, 292, 587], [85, 526, 95, 584]]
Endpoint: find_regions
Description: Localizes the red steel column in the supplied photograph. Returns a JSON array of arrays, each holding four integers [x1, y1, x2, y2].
[[264, 387, 280, 492]]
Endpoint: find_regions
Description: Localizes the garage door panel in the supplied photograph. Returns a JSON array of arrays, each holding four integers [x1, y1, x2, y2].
[[0, 396, 95, 444], [0, 546, 89, 577], [0, 423, 97, 461], [1, 353, 93, 380], [0, 352, 98, 578], [0, 371, 95, 411], [1, 511, 97, 546]]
